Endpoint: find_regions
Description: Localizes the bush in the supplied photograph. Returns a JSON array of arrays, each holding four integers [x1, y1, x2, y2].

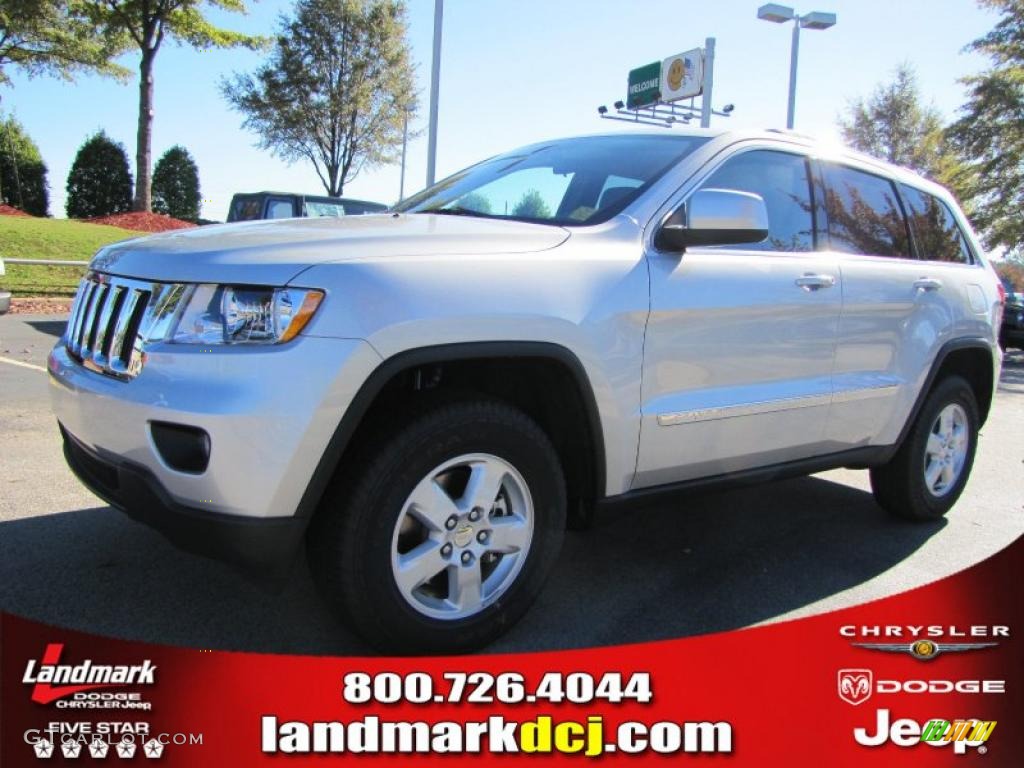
[[0, 116, 50, 216], [66, 131, 133, 218], [152, 145, 201, 221]]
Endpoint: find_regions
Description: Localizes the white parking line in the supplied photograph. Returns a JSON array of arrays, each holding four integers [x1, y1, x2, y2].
[[0, 356, 47, 373]]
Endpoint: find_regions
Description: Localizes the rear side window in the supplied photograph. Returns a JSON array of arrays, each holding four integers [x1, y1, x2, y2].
[[822, 164, 911, 258], [266, 199, 294, 219], [699, 150, 814, 252], [899, 186, 974, 264]]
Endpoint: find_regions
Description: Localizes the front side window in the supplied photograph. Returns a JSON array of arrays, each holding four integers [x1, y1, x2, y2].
[[698, 150, 814, 252], [822, 164, 911, 258], [231, 198, 262, 221], [394, 135, 709, 226], [900, 186, 973, 264]]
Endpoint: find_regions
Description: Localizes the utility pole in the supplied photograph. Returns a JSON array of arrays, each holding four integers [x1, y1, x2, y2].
[[426, 0, 443, 187]]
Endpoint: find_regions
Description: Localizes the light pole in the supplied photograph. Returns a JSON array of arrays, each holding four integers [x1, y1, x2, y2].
[[426, 0, 443, 187], [399, 109, 409, 201], [756, 4, 836, 130]]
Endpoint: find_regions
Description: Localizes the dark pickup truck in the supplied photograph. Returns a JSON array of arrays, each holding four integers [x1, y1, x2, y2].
[[226, 192, 388, 222]]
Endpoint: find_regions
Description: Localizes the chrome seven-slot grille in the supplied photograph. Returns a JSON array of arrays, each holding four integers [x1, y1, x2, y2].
[[65, 273, 186, 380]]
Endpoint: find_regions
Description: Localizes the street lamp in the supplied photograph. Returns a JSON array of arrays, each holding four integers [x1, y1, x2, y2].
[[757, 4, 836, 129]]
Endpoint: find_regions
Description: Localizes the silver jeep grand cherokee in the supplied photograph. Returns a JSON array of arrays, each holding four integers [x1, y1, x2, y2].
[[49, 130, 1003, 653]]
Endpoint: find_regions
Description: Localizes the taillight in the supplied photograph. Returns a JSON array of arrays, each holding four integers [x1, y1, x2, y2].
[[997, 282, 1006, 305]]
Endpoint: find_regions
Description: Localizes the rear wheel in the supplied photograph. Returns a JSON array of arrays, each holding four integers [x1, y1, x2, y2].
[[308, 400, 566, 654], [870, 376, 979, 521]]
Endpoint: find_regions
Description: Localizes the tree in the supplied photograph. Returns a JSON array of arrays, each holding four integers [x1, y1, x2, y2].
[[152, 145, 199, 220], [948, 0, 1024, 258], [65, 130, 132, 218], [511, 189, 551, 219], [838, 64, 971, 200], [456, 192, 492, 214], [83, 0, 263, 213], [222, 0, 417, 197], [0, 0, 127, 85], [0, 114, 49, 215]]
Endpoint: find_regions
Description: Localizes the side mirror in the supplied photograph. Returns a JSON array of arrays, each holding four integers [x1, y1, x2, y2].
[[655, 188, 770, 252]]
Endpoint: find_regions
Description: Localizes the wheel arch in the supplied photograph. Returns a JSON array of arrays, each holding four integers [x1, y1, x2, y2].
[[294, 341, 607, 521], [895, 338, 996, 452]]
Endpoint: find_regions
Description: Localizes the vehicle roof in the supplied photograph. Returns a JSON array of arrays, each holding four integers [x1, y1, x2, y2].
[[529, 127, 951, 198], [231, 191, 386, 206]]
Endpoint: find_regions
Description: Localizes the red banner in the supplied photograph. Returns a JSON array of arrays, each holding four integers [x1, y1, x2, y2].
[[3, 534, 1021, 766]]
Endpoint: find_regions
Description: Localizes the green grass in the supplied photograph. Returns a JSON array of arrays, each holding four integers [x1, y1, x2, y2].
[[0, 216, 139, 296]]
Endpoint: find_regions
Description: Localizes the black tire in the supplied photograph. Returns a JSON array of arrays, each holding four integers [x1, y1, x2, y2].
[[870, 376, 979, 521], [308, 399, 566, 654]]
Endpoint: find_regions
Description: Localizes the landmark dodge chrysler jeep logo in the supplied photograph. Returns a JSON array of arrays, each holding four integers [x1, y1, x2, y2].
[[23, 644, 156, 704]]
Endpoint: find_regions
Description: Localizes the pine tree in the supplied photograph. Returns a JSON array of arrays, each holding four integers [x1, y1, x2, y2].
[[0, 115, 50, 215]]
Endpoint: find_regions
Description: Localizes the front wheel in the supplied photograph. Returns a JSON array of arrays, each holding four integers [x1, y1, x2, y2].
[[870, 376, 979, 521], [308, 400, 566, 654]]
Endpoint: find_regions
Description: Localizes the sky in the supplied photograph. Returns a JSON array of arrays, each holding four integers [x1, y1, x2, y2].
[[3, 0, 999, 222]]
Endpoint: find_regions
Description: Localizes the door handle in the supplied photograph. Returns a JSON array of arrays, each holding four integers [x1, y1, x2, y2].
[[795, 273, 836, 291], [914, 277, 943, 292]]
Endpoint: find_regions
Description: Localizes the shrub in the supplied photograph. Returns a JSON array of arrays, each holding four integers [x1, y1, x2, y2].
[[152, 145, 201, 221], [66, 131, 133, 218]]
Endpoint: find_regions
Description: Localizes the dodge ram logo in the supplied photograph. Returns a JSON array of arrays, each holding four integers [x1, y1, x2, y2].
[[838, 669, 873, 706]]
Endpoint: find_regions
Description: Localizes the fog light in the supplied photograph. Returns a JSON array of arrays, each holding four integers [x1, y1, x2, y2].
[[150, 422, 211, 474]]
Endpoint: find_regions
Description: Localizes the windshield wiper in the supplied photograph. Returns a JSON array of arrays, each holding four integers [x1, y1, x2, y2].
[[419, 206, 492, 218]]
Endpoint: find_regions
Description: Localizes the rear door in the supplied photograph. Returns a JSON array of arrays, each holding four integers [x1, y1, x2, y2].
[[635, 147, 842, 488], [821, 163, 958, 447]]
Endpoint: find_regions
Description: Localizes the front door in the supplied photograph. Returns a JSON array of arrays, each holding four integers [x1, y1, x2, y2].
[[635, 148, 842, 489]]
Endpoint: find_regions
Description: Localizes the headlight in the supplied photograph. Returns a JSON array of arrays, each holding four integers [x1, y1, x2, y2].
[[170, 285, 324, 345]]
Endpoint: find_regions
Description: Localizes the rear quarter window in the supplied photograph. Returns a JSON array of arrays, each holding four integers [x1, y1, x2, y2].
[[899, 185, 974, 264]]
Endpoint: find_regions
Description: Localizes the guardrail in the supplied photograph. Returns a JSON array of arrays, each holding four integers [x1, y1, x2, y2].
[[3, 258, 90, 267]]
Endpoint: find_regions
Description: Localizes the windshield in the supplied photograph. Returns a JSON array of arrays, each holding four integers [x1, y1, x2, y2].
[[394, 134, 709, 226], [304, 201, 346, 218]]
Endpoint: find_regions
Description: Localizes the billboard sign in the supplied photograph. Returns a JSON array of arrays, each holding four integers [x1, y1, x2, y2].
[[627, 61, 662, 108], [660, 49, 704, 102]]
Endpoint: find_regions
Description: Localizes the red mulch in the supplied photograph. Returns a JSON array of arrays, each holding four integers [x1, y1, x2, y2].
[[86, 211, 197, 233], [0, 204, 30, 217], [8, 297, 74, 315]]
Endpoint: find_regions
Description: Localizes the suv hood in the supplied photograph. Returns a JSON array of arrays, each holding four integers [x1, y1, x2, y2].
[[90, 213, 571, 285]]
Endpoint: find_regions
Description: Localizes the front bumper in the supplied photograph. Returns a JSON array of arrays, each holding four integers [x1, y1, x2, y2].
[[49, 333, 383, 566], [61, 426, 305, 574]]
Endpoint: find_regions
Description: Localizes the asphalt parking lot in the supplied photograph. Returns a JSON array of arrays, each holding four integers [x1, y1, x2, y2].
[[1, 312, 1022, 655]]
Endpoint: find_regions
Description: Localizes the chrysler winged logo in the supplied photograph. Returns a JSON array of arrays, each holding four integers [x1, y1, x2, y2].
[[838, 669, 873, 706], [851, 639, 997, 661]]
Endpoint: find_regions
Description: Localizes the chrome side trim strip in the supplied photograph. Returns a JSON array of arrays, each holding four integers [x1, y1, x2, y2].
[[657, 392, 831, 426], [656, 384, 900, 426], [830, 384, 900, 404]]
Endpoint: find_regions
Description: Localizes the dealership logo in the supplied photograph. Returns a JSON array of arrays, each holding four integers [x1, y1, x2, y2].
[[852, 639, 997, 660], [840, 625, 1007, 661], [837, 669, 1005, 706], [23, 644, 156, 705], [838, 669, 873, 706], [854, 709, 996, 754]]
